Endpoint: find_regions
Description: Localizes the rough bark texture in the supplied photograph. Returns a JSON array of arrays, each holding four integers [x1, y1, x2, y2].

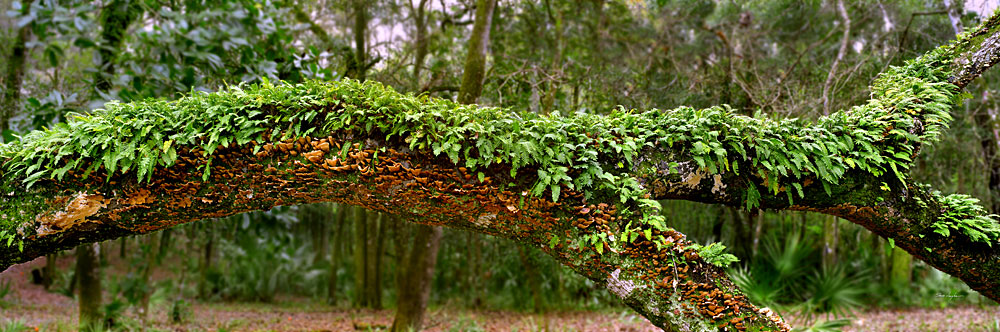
[[345, 0, 368, 82], [75, 243, 101, 330], [3, 12, 1000, 332], [93, 0, 143, 97], [412, 0, 430, 91], [328, 204, 347, 303], [390, 223, 443, 332], [1, 0, 34, 136], [353, 207, 369, 307], [458, 0, 496, 104]]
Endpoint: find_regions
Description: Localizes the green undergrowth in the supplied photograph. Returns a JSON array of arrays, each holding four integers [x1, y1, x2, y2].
[[1, 16, 1000, 255]]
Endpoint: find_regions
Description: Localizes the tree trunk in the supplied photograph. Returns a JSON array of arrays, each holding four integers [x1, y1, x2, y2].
[[158, 228, 171, 261], [464, 231, 484, 308], [93, 0, 143, 98], [368, 211, 387, 309], [43, 252, 57, 290], [390, 222, 443, 332], [198, 227, 214, 299], [821, 215, 838, 267], [412, 0, 430, 91], [0, 0, 34, 137], [458, 0, 497, 104], [889, 245, 912, 290], [345, 0, 368, 81], [328, 203, 347, 304], [119, 236, 126, 258], [139, 233, 159, 329], [353, 206, 369, 307], [752, 213, 763, 257], [76, 243, 102, 331], [517, 245, 545, 313]]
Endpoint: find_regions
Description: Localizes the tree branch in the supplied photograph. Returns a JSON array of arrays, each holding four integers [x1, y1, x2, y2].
[[3, 9, 1000, 332]]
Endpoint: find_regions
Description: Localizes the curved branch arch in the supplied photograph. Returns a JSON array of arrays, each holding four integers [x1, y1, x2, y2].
[[3, 12, 1000, 332]]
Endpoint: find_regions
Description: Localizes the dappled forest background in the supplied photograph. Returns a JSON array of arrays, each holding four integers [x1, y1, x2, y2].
[[1, 0, 999, 331]]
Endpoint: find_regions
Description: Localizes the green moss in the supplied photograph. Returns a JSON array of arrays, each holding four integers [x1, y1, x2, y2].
[[3, 12, 1000, 251]]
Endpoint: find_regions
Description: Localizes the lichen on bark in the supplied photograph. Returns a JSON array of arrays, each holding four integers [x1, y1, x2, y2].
[[2, 9, 1000, 332]]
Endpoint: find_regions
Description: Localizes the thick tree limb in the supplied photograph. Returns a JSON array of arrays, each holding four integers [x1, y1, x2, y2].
[[3, 10, 1000, 332]]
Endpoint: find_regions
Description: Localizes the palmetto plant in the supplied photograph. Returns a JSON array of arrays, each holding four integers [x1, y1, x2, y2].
[[799, 265, 866, 318], [730, 232, 815, 308]]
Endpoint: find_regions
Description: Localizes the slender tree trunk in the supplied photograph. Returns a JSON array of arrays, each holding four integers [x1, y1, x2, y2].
[[43, 252, 57, 290], [316, 213, 328, 264], [412, 0, 430, 90], [119, 236, 126, 258], [198, 227, 214, 299], [99, 240, 109, 266], [345, 0, 368, 81], [890, 246, 912, 290], [820, 0, 851, 114], [76, 243, 102, 331], [328, 204, 347, 304], [353, 206, 369, 307], [139, 234, 159, 329], [752, 213, 763, 257], [93, 0, 143, 98], [1, 0, 34, 137], [822, 215, 838, 267], [390, 223, 443, 332], [518, 245, 545, 313], [369, 212, 387, 309], [458, 0, 497, 104], [540, 0, 563, 115], [158, 228, 171, 261]]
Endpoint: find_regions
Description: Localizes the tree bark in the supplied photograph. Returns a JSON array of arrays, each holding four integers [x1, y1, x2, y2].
[[139, 233, 159, 328], [412, 0, 430, 91], [43, 252, 57, 290], [517, 244, 545, 313], [345, 0, 369, 81], [198, 227, 214, 299], [76, 243, 102, 331], [328, 203, 347, 304], [390, 221, 443, 332], [93, 0, 143, 98], [1, 0, 34, 137], [457, 0, 497, 104], [353, 206, 369, 307], [6, 14, 1000, 331], [368, 211, 386, 309], [889, 245, 912, 290]]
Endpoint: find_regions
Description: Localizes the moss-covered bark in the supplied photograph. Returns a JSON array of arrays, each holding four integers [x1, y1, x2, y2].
[[0, 133, 789, 330], [3, 9, 1000, 332], [1, 0, 34, 135]]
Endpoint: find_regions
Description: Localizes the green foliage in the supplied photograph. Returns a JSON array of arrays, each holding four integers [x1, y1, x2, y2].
[[200, 210, 327, 302], [794, 318, 851, 332], [688, 242, 739, 268], [0, 319, 28, 332], [930, 192, 1000, 246], [799, 265, 865, 318], [0, 279, 11, 306], [1, 18, 998, 253]]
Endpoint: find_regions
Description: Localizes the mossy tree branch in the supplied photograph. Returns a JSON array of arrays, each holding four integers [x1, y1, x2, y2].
[[3, 10, 1000, 332]]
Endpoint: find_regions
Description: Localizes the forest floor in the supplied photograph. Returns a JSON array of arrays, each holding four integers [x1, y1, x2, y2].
[[2, 256, 999, 331]]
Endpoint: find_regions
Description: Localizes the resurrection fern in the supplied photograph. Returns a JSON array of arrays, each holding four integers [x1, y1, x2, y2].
[[689, 242, 739, 268], [0, 28, 998, 250], [931, 193, 1000, 247]]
